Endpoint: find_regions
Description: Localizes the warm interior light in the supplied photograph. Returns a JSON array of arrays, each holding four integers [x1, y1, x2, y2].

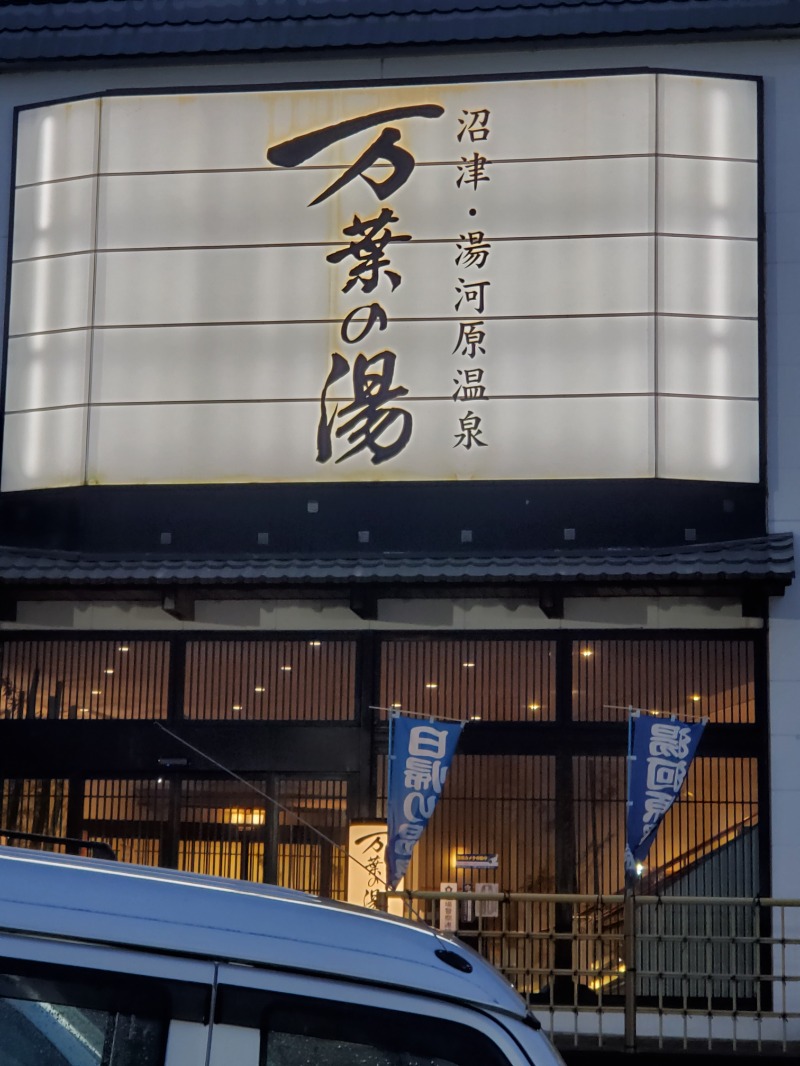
[[281, 665, 293, 672], [228, 808, 266, 827], [528, 702, 540, 712], [425, 682, 438, 689], [470, 714, 482, 720], [462, 661, 475, 668], [581, 648, 593, 658], [254, 686, 265, 693], [690, 694, 701, 702], [232, 704, 243, 711], [308, 640, 322, 647], [391, 702, 402, 708], [589, 961, 627, 993], [117, 645, 129, 653], [91, 689, 101, 696], [103, 668, 115, 675]]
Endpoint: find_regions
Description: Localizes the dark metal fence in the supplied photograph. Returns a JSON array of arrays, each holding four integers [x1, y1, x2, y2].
[[384, 889, 798, 1057]]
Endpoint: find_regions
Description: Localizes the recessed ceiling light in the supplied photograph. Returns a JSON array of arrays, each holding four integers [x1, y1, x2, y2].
[[470, 714, 482, 720], [103, 668, 115, 675], [308, 640, 322, 647], [281, 665, 293, 672], [232, 704, 243, 711], [425, 682, 438, 689], [391, 702, 402, 708], [528, 703, 540, 712], [690, 694, 701, 702], [117, 645, 129, 653], [91, 689, 102, 696], [581, 648, 593, 658], [254, 686, 265, 693], [462, 661, 475, 668]]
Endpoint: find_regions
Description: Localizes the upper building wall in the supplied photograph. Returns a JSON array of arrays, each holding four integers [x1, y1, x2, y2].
[[0, 24, 794, 553]]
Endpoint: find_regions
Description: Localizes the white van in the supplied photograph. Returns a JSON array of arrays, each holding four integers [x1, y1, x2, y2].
[[0, 846, 565, 1066]]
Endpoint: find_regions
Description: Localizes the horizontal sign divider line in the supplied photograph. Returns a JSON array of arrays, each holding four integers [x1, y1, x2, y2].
[[13, 152, 757, 190], [7, 312, 758, 340], [6, 393, 760, 416], [11, 231, 758, 264], [658, 152, 757, 164]]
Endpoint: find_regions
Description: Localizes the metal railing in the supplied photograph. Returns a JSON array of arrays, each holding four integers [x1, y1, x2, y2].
[[381, 890, 800, 1056]]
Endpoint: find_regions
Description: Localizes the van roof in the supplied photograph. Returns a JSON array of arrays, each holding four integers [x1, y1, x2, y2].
[[0, 847, 526, 1018]]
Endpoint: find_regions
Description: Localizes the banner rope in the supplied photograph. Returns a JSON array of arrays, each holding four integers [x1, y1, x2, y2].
[[155, 722, 383, 888]]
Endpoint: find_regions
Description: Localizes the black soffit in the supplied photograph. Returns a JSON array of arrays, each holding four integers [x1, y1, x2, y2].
[[0, 1, 799, 63], [0, 533, 790, 592]]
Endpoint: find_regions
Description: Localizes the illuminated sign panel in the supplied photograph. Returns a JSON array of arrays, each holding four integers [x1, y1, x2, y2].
[[2, 74, 759, 491], [346, 820, 403, 915]]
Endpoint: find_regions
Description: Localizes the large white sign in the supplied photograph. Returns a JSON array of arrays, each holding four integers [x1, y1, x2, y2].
[[3, 73, 759, 491]]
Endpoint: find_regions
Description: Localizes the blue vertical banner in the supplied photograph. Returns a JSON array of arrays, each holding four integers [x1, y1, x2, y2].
[[386, 714, 465, 891], [625, 712, 706, 877]]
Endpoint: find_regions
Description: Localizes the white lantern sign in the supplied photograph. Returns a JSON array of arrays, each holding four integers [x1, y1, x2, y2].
[[347, 820, 403, 915]]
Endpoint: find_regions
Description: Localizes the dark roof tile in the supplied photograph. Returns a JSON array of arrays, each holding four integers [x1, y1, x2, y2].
[[0, 2, 799, 63], [0, 534, 791, 590]]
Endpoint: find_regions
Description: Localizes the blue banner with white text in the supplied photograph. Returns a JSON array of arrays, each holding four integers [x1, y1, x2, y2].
[[625, 713, 706, 878], [386, 714, 464, 891]]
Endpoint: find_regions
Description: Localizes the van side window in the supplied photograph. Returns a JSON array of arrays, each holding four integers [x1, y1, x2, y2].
[[0, 958, 206, 1066], [0, 997, 162, 1066], [256, 997, 510, 1066], [264, 1030, 467, 1066]]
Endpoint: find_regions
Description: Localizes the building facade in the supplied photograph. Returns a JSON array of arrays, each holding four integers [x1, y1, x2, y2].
[[0, 2, 798, 1021]]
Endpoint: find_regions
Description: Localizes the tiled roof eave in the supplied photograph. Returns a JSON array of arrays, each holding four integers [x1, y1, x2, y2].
[[1, 2, 800, 64], [0, 534, 791, 593]]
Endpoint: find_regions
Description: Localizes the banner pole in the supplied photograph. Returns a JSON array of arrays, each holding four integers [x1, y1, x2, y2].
[[370, 704, 468, 723], [623, 884, 636, 1053], [623, 705, 637, 1053], [622, 706, 706, 1052], [383, 712, 397, 904], [624, 706, 636, 891], [387, 709, 397, 765]]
